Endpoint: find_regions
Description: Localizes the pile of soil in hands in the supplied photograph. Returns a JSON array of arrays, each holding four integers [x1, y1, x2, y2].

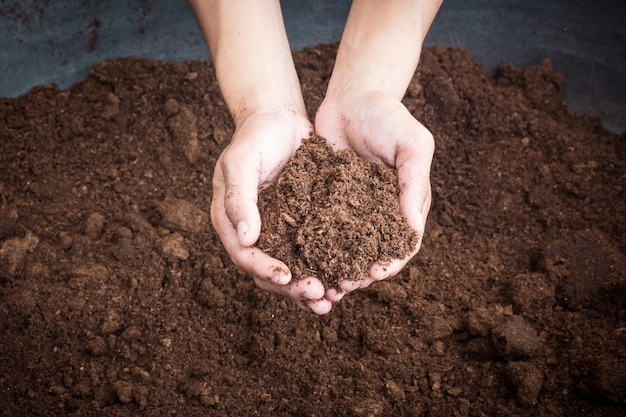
[[257, 134, 419, 288], [0, 43, 625, 417]]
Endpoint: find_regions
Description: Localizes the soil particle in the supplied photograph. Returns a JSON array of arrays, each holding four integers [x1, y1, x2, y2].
[[87, 336, 107, 356], [575, 353, 626, 404], [94, 384, 116, 408], [548, 230, 626, 314], [570, 329, 626, 404], [163, 97, 180, 116], [351, 400, 385, 417], [507, 272, 557, 313], [430, 315, 455, 340], [385, 379, 407, 404]]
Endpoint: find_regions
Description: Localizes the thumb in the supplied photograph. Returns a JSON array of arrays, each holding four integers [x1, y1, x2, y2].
[[221, 160, 263, 248], [396, 121, 434, 238]]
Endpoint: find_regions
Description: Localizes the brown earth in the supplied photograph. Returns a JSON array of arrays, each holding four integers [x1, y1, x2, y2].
[[1, 43, 625, 416]]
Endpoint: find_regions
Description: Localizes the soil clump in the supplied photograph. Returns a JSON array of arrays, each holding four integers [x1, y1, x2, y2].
[[257, 134, 419, 288]]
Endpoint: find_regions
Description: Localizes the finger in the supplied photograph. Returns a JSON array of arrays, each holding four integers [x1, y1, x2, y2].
[[219, 149, 263, 247], [356, 276, 377, 289], [253, 276, 326, 303], [338, 279, 361, 293], [306, 298, 333, 315], [289, 276, 326, 300], [324, 287, 346, 302], [369, 258, 407, 281], [218, 222, 291, 285], [340, 276, 376, 290], [395, 120, 434, 235], [253, 277, 311, 311], [253, 276, 331, 315], [212, 174, 291, 285]]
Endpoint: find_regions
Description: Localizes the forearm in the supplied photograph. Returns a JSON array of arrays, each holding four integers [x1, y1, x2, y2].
[[327, 0, 442, 100], [188, 0, 306, 126]]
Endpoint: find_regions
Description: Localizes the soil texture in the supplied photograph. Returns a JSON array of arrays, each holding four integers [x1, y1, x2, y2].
[[1, 43, 625, 416], [257, 134, 419, 288]]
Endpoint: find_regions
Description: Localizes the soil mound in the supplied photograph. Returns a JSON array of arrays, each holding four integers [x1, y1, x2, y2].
[[0, 43, 624, 416]]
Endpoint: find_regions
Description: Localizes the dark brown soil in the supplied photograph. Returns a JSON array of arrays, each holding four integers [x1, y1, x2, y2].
[[257, 134, 419, 288], [1, 43, 625, 416]]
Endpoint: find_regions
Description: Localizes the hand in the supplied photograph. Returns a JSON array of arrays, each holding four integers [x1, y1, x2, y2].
[[315, 90, 434, 300], [210, 109, 334, 314]]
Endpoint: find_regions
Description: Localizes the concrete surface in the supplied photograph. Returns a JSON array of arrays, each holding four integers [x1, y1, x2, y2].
[[1, 0, 624, 132]]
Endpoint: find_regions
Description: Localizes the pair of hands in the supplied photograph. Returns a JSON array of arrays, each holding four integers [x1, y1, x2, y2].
[[211, 90, 434, 314]]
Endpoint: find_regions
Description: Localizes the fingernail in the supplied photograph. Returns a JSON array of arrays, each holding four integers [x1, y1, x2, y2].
[[270, 265, 291, 285], [236, 221, 248, 243]]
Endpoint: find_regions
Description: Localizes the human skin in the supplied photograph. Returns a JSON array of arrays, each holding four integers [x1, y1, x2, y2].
[[188, 0, 441, 314], [316, 0, 440, 300]]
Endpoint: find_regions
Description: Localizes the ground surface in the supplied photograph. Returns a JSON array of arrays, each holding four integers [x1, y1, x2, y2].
[[0, 44, 625, 416]]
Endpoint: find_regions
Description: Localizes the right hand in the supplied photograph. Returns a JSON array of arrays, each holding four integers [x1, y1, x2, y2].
[[210, 109, 334, 314]]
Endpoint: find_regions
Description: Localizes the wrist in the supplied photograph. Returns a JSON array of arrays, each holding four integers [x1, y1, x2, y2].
[[192, 0, 308, 127], [236, 107, 313, 142], [324, 36, 423, 102], [223, 86, 308, 129], [325, 0, 441, 100]]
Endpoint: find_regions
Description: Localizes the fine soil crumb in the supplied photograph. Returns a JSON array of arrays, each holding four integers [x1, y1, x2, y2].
[[257, 135, 419, 288]]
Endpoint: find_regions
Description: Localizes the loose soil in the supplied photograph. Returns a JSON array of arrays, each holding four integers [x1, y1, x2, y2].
[[1, 43, 625, 416], [257, 134, 419, 289]]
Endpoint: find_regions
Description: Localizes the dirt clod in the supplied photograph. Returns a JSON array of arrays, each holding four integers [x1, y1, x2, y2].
[[507, 361, 544, 406], [491, 315, 542, 360], [156, 197, 209, 233]]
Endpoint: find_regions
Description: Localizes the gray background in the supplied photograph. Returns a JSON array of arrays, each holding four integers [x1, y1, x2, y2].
[[1, 0, 624, 132]]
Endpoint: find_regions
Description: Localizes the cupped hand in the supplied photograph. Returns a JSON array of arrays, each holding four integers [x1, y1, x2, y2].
[[211, 109, 333, 314], [315, 90, 434, 298]]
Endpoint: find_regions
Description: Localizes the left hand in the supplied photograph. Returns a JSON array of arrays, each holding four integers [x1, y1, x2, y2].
[[315, 90, 434, 301]]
